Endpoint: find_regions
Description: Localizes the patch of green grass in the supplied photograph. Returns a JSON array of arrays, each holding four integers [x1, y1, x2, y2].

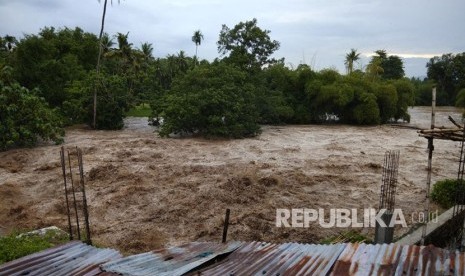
[[0, 229, 69, 265], [320, 230, 370, 244], [126, 103, 151, 117]]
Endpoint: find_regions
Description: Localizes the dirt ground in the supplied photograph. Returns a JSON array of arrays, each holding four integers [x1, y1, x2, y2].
[[0, 107, 463, 253]]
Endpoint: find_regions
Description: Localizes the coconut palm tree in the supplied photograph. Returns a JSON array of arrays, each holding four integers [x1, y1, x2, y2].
[[94, 0, 120, 129], [344, 48, 360, 75], [191, 30, 204, 61], [140, 42, 153, 61], [101, 33, 114, 54]]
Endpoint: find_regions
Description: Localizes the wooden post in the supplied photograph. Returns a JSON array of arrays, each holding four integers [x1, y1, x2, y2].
[[222, 209, 230, 243]]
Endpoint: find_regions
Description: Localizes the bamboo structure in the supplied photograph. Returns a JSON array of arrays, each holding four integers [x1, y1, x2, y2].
[[418, 117, 464, 141]]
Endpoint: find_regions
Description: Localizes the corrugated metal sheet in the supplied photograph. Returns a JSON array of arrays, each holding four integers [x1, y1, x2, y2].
[[196, 241, 346, 275], [2, 240, 465, 275], [101, 241, 242, 276], [0, 240, 122, 276], [331, 243, 465, 275]]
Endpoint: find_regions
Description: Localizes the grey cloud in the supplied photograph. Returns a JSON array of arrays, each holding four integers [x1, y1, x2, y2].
[[1, 0, 464, 77]]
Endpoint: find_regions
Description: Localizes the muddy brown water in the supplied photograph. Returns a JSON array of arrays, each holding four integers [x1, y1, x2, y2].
[[0, 106, 463, 252]]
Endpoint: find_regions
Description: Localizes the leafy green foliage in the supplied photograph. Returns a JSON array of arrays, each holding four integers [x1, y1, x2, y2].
[[427, 53, 465, 105], [321, 230, 370, 244], [0, 229, 69, 265], [455, 88, 465, 108], [367, 50, 405, 80], [217, 18, 280, 70], [4, 22, 449, 144], [156, 62, 260, 138], [12, 27, 98, 107], [392, 79, 415, 122], [0, 68, 64, 151], [65, 71, 129, 130], [375, 84, 397, 123], [126, 103, 151, 117], [431, 179, 465, 209]]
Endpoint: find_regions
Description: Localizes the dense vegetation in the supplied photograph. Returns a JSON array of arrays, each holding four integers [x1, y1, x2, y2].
[[1, 19, 464, 145], [431, 179, 465, 209]]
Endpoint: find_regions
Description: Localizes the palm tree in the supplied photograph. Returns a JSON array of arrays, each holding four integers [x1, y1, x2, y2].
[[191, 30, 204, 61], [94, 0, 120, 129], [140, 42, 153, 61], [344, 48, 360, 75], [375, 49, 387, 59], [366, 56, 384, 81], [177, 50, 189, 73], [101, 33, 114, 54]]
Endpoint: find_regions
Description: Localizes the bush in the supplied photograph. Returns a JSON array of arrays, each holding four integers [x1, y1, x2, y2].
[[0, 73, 64, 151], [431, 179, 465, 209], [155, 62, 261, 138], [65, 71, 130, 130]]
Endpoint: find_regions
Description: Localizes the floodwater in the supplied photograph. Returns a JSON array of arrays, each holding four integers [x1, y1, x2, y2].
[[0, 106, 463, 252]]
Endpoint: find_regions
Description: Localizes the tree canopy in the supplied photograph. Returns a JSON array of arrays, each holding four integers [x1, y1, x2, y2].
[[217, 18, 280, 70], [427, 53, 465, 105], [156, 62, 260, 138], [2, 19, 463, 146]]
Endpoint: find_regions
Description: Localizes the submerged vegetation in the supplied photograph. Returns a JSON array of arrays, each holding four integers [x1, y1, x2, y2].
[[1, 20, 465, 148]]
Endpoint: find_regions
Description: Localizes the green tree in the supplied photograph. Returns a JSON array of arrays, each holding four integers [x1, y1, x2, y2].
[[191, 29, 203, 61], [345, 48, 360, 75], [366, 56, 384, 81], [427, 53, 465, 105], [455, 88, 465, 109], [3, 35, 17, 52], [100, 33, 114, 54], [12, 27, 98, 107], [66, 70, 130, 129], [94, 0, 121, 128], [369, 50, 404, 80], [392, 79, 414, 122], [140, 42, 153, 61], [156, 62, 260, 138], [0, 66, 64, 150], [375, 83, 398, 123], [217, 18, 280, 71]]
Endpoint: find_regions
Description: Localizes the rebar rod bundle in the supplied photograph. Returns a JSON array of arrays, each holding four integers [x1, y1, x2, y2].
[[60, 146, 92, 245], [379, 150, 400, 212]]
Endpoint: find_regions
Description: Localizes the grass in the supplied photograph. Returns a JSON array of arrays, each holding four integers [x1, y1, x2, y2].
[[126, 103, 151, 117], [320, 230, 370, 244], [0, 228, 69, 265]]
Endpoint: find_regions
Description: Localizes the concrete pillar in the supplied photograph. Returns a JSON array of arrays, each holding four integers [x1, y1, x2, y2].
[[375, 212, 394, 244]]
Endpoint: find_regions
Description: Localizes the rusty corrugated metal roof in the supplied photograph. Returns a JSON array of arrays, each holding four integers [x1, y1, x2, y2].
[[196, 241, 346, 275], [197, 242, 465, 276], [2, 240, 465, 275], [101, 241, 242, 276], [331, 243, 465, 276], [0, 240, 122, 276]]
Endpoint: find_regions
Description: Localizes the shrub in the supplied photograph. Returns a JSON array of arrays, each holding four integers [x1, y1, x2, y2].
[[155, 62, 261, 138], [65, 71, 130, 130], [0, 73, 64, 151], [431, 179, 465, 209]]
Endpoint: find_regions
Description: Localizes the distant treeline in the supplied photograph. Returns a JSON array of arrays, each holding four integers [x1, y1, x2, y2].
[[1, 20, 465, 147]]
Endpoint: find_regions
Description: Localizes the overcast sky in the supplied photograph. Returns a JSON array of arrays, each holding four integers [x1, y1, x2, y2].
[[1, 0, 464, 77]]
